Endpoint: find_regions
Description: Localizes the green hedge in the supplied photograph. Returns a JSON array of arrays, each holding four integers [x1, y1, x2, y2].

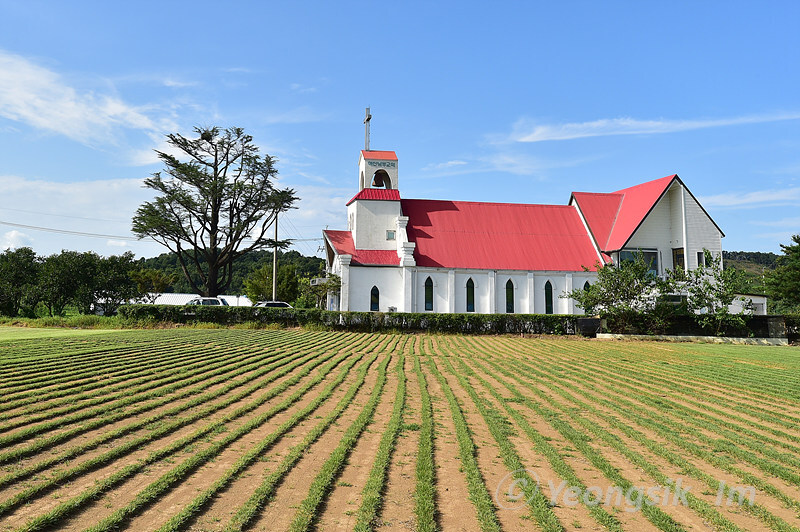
[[117, 305, 580, 335]]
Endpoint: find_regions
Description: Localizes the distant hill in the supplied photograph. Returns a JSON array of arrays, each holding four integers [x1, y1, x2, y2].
[[139, 249, 325, 294], [722, 250, 777, 295]]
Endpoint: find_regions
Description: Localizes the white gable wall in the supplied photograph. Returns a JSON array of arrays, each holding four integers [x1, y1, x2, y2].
[[685, 193, 722, 268], [625, 186, 676, 273], [623, 181, 722, 274], [348, 200, 402, 250]]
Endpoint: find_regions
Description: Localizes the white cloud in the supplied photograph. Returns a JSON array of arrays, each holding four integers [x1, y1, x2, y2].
[[290, 83, 318, 94], [163, 78, 197, 88], [0, 174, 160, 255], [510, 112, 800, 143], [698, 187, 800, 208], [262, 106, 328, 124], [0, 49, 174, 146], [422, 160, 468, 172], [1, 230, 32, 250], [107, 240, 129, 247], [752, 217, 800, 227]]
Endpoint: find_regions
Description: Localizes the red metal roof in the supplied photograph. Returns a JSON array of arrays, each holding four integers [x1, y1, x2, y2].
[[571, 192, 623, 251], [401, 199, 601, 271], [323, 230, 400, 266], [346, 188, 401, 205], [572, 175, 677, 252], [361, 150, 398, 161]]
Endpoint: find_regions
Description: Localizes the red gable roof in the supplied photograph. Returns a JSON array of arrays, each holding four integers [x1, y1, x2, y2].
[[361, 150, 397, 161], [323, 230, 400, 266], [346, 188, 401, 205], [572, 175, 676, 252], [570, 192, 622, 251], [401, 199, 601, 271]]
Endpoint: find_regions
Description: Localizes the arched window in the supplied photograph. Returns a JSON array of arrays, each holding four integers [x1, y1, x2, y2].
[[544, 281, 553, 315], [505, 279, 514, 313], [370, 286, 379, 312], [584, 281, 591, 291], [424, 277, 433, 311], [466, 278, 475, 313], [371, 169, 392, 189]]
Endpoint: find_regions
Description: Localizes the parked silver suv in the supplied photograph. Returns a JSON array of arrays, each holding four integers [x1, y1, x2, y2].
[[186, 297, 229, 306]]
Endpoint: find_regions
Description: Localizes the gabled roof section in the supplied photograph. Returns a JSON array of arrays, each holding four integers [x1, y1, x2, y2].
[[570, 191, 622, 252], [401, 199, 602, 271], [346, 188, 401, 205], [573, 174, 678, 252], [323, 230, 400, 266], [360, 150, 397, 161]]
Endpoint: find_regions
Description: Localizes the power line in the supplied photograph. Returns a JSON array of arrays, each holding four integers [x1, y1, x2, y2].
[[0, 219, 322, 246], [0, 220, 150, 241], [0, 206, 126, 223]]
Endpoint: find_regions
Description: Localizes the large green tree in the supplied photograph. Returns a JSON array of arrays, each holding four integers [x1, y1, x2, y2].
[[37, 251, 91, 317], [93, 252, 141, 315], [0, 247, 38, 317], [243, 263, 299, 304], [765, 234, 800, 312], [132, 126, 297, 297]]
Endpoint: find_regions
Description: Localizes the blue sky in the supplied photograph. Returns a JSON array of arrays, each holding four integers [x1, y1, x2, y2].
[[0, 1, 798, 258]]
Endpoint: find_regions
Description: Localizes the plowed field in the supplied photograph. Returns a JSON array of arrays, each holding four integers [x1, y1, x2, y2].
[[1, 328, 798, 531]]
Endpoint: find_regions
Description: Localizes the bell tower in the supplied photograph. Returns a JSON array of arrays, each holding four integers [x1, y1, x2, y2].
[[358, 150, 399, 191], [358, 107, 399, 191]]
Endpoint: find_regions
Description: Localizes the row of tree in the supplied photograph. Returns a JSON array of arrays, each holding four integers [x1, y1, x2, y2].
[[0, 246, 336, 318], [0, 248, 145, 317]]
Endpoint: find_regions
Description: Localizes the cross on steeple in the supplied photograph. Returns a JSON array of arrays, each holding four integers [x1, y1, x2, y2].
[[364, 107, 371, 151]]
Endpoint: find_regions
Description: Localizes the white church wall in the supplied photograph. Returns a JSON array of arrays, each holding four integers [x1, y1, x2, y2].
[[347, 266, 404, 312], [415, 270, 450, 313], [685, 193, 723, 269], [668, 185, 683, 250], [349, 200, 402, 250], [625, 190, 675, 274], [625, 182, 722, 274], [493, 272, 531, 314]]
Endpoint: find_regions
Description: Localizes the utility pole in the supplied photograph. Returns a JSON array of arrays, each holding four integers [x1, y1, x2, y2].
[[272, 213, 278, 301]]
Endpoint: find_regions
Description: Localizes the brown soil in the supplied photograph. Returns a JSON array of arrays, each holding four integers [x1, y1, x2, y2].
[[242, 353, 386, 532], [376, 347, 422, 530]]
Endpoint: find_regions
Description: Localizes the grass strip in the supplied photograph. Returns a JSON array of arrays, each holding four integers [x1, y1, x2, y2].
[[2, 343, 354, 523], [150, 348, 383, 532], [422, 341, 502, 532], [171, 337, 395, 532], [353, 351, 407, 532], [0, 343, 303, 466], [287, 350, 394, 532], [413, 351, 437, 532], [0, 341, 325, 488], [222, 348, 388, 532], [450, 351, 678, 532], [490, 342, 796, 532], [436, 352, 569, 531], [471, 350, 747, 532], [18, 348, 361, 532]]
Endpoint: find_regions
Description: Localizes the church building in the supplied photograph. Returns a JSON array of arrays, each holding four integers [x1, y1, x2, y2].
[[323, 148, 724, 315]]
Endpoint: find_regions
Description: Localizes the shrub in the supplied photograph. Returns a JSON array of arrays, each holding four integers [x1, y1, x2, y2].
[[117, 305, 580, 335]]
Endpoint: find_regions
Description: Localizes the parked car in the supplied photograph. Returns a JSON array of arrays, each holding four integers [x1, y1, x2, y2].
[[186, 297, 229, 306], [254, 301, 293, 308]]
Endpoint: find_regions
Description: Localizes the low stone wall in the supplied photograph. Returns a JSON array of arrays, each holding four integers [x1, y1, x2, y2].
[[597, 333, 789, 346]]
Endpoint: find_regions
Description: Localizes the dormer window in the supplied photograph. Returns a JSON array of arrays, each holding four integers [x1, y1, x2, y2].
[[386, 230, 396, 241]]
